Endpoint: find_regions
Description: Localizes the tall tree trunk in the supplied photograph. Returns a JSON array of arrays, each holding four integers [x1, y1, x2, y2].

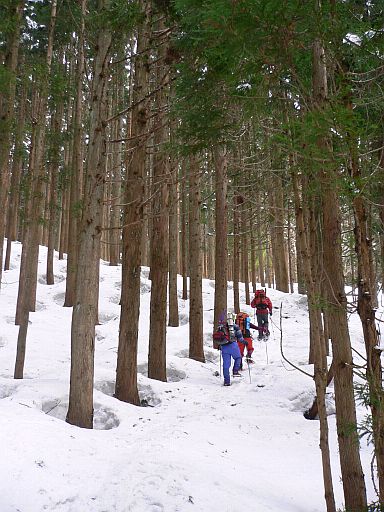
[[213, 146, 228, 328], [270, 174, 289, 292], [14, 0, 57, 379], [350, 148, 384, 502], [148, 21, 170, 380], [250, 223, 257, 293], [66, 5, 112, 427], [46, 99, 64, 285], [109, 64, 124, 267], [188, 157, 205, 362], [4, 75, 26, 270], [241, 198, 250, 305], [291, 169, 306, 294], [116, 5, 151, 401], [168, 145, 179, 327], [180, 160, 188, 300], [0, 0, 24, 286], [322, 172, 367, 512], [293, 170, 336, 512], [287, 201, 294, 293], [233, 194, 240, 313], [58, 185, 69, 259], [256, 191, 265, 287], [64, 0, 86, 306], [312, 37, 367, 510]]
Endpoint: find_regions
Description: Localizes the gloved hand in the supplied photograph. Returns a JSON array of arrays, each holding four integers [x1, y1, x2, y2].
[[269, 312, 272, 317], [242, 339, 248, 346]]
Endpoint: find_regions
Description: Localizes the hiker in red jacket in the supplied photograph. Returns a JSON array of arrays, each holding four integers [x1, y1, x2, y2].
[[235, 311, 261, 365], [251, 290, 273, 339]]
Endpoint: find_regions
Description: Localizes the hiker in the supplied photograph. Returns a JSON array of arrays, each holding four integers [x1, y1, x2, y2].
[[213, 317, 246, 386], [235, 311, 260, 365], [251, 289, 273, 339]]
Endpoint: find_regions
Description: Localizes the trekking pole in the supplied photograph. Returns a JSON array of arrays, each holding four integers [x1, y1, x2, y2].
[[246, 357, 252, 383], [270, 315, 275, 341]]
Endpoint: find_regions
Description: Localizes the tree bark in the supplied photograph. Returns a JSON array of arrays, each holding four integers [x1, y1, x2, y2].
[[350, 148, 384, 502], [109, 62, 124, 266], [180, 160, 188, 300], [46, 99, 64, 285], [66, 3, 112, 427], [213, 146, 228, 328], [293, 166, 336, 512], [233, 194, 241, 313], [4, 75, 26, 270], [168, 145, 179, 327], [322, 175, 367, 511], [241, 198, 250, 305], [14, 2, 57, 390], [270, 173, 289, 292], [256, 190, 265, 287], [64, 0, 86, 306], [0, 0, 24, 286], [148, 20, 170, 380], [312, 36, 367, 510], [188, 156, 205, 362], [116, 4, 152, 402]]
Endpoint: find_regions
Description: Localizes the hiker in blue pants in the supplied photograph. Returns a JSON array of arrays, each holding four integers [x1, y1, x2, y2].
[[221, 340, 243, 386], [213, 317, 246, 386]]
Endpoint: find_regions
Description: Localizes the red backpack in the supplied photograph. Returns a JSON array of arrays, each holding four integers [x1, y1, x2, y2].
[[254, 290, 269, 312], [236, 312, 251, 337]]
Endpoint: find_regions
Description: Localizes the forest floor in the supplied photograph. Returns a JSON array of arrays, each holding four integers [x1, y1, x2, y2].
[[0, 241, 380, 512]]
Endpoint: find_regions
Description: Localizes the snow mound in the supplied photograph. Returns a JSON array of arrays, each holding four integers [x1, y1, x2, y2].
[[167, 366, 186, 382], [140, 280, 151, 294], [175, 348, 189, 358], [98, 311, 117, 324], [94, 379, 115, 397], [53, 292, 65, 306], [109, 294, 120, 304], [38, 274, 66, 284], [296, 296, 308, 309], [178, 313, 189, 325], [0, 382, 19, 399], [288, 389, 336, 417], [139, 384, 162, 407], [42, 398, 120, 430], [35, 300, 47, 311]]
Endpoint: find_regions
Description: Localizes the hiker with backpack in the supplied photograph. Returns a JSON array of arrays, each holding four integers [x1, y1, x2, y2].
[[235, 311, 260, 365], [213, 317, 246, 386], [251, 289, 273, 339]]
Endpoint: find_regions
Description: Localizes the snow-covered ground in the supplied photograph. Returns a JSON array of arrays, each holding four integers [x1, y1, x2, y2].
[[0, 241, 379, 512]]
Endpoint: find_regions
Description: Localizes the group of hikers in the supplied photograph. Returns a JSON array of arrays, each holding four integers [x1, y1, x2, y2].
[[213, 289, 273, 386]]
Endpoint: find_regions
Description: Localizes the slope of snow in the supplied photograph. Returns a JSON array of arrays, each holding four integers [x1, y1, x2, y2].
[[0, 241, 379, 511]]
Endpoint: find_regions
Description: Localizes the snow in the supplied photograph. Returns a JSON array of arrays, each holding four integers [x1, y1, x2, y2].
[[0, 241, 379, 512]]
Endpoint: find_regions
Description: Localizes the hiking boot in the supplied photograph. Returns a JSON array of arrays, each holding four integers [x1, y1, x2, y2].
[[233, 371, 242, 377], [224, 382, 231, 386]]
